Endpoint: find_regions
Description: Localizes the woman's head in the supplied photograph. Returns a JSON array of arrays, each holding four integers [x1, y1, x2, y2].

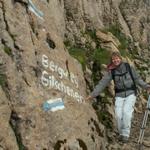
[[111, 51, 122, 66]]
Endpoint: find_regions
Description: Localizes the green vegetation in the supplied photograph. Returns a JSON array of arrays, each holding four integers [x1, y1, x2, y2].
[[4, 46, 12, 56], [63, 40, 72, 48], [65, 24, 135, 71], [68, 46, 87, 70], [0, 73, 6, 86], [93, 99, 113, 129], [106, 24, 130, 57], [91, 48, 110, 84], [64, 26, 135, 132], [65, 45, 110, 73], [92, 48, 110, 65], [0, 65, 6, 87], [9, 111, 27, 150], [85, 29, 97, 41], [97, 112, 113, 129], [107, 25, 128, 48], [64, 29, 110, 71]]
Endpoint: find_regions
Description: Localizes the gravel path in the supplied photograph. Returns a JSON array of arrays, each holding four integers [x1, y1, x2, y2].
[[117, 109, 150, 150]]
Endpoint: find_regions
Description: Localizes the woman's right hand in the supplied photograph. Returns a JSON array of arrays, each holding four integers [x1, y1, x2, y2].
[[86, 95, 93, 101]]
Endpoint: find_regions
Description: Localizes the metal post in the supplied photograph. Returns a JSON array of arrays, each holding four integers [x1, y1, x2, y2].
[[138, 95, 150, 149]]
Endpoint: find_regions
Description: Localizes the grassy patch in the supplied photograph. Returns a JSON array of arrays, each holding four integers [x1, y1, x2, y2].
[[85, 29, 97, 41], [64, 29, 111, 71], [0, 65, 6, 87], [4, 46, 12, 56], [92, 48, 110, 65], [91, 48, 110, 84], [0, 73, 6, 86], [68, 47, 87, 70], [64, 39, 72, 48]]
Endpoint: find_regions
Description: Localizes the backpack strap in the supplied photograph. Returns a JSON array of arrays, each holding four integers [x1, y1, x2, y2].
[[125, 63, 137, 95], [111, 68, 115, 81]]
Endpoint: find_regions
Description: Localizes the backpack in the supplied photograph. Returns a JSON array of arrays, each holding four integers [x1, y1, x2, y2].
[[111, 63, 137, 94]]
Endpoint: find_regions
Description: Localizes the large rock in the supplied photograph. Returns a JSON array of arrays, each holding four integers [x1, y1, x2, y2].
[[0, 0, 105, 149], [96, 30, 120, 52], [0, 87, 18, 150]]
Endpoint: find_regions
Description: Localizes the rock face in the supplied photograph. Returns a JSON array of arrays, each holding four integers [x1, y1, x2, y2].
[[0, 0, 104, 149], [0, 0, 150, 150]]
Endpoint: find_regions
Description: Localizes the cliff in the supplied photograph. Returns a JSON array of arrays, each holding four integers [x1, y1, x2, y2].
[[0, 0, 150, 150]]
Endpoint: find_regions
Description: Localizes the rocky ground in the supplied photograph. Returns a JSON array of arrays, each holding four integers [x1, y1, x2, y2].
[[106, 96, 150, 150], [117, 106, 150, 150]]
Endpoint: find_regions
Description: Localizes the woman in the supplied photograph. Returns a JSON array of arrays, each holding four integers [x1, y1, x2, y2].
[[86, 51, 150, 143]]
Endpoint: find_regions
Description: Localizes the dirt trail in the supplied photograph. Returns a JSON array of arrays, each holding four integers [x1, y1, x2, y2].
[[118, 109, 150, 150]]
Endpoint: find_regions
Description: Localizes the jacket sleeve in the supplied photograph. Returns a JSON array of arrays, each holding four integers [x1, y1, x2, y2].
[[131, 66, 150, 89], [90, 71, 112, 98]]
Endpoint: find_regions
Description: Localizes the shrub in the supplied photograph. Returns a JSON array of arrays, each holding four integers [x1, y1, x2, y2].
[[92, 48, 110, 65], [106, 24, 129, 57], [68, 47, 86, 70]]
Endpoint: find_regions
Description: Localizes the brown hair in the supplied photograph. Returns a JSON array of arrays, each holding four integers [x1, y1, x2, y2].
[[110, 51, 122, 62]]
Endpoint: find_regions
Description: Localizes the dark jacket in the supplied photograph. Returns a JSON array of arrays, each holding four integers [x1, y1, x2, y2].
[[90, 62, 150, 98]]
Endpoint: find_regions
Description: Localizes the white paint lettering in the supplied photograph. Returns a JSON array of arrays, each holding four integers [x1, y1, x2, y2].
[[49, 61, 55, 72], [41, 71, 49, 87], [42, 55, 49, 68], [41, 54, 83, 102]]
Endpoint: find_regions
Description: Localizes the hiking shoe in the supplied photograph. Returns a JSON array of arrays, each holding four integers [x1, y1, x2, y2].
[[122, 136, 128, 143], [118, 135, 128, 143], [118, 135, 123, 141]]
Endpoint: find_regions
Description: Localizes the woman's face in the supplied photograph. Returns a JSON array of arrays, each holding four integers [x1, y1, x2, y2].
[[112, 55, 122, 66]]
